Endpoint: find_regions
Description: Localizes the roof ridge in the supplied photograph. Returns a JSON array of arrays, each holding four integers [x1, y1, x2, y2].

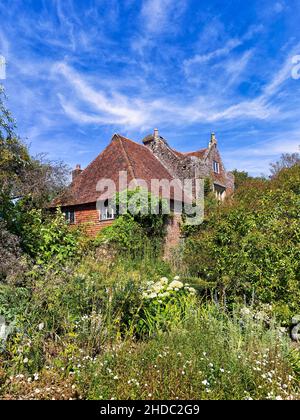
[[116, 134, 137, 185], [72, 136, 117, 182]]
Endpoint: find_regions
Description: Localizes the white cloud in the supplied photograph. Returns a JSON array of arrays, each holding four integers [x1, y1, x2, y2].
[[183, 25, 263, 77], [140, 0, 186, 35], [54, 51, 297, 132]]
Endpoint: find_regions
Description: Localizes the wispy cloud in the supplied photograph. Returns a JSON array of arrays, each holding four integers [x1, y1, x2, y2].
[[0, 0, 299, 175], [54, 47, 297, 131], [140, 0, 186, 35]]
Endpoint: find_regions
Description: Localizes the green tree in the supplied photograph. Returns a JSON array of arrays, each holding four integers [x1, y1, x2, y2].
[[184, 163, 300, 322]]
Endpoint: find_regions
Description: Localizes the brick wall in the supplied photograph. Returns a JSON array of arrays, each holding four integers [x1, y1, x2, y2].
[[163, 213, 182, 259], [64, 203, 113, 236]]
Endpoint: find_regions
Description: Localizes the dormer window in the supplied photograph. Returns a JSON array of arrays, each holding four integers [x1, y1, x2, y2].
[[213, 161, 220, 174], [100, 199, 115, 221]]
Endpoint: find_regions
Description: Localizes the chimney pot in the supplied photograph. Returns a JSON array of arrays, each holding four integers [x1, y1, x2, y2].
[[209, 132, 217, 148], [72, 164, 83, 182]]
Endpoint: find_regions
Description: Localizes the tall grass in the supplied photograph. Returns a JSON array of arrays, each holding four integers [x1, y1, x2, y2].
[[1, 255, 299, 400], [75, 305, 299, 400]]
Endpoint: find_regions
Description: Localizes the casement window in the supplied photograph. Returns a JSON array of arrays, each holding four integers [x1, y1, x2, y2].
[[64, 209, 75, 224], [100, 199, 115, 221], [213, 184, 226, 201], [213, 160, 220, 174]]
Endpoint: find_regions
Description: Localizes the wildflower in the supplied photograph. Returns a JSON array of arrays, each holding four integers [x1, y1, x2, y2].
[[33, 373, 39, 381], [23, 357, 29, 364], [202, 380, 209, 386], [113, 375, 118, 380], [220, 368, 225, 373], [209, 363, 214, 368], [168, 280, 184, 290], [38, 322, 44, 331]]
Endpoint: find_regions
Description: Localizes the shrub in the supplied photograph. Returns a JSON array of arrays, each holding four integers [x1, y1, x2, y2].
[[0, 222, 28, 285], [95, 189, 170, 257], [135, 276, 197, 337], [183, 165, 300, 323], [18, 209, 83, 268], [94, 213, 150, 257]]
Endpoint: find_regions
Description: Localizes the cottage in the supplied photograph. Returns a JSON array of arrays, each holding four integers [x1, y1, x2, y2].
[[51, 130, 234, 238]]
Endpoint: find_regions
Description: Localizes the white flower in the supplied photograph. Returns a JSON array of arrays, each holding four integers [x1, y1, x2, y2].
[[23, 357, 29, 364], [33, 373, 39, 381], [169, 280, 184, 290], [38, 323, 44, 331], [202, 380, 209, 386], [241, 307, 251, 316], [173, 276, 180, 281], [113, 375, 118, 380]]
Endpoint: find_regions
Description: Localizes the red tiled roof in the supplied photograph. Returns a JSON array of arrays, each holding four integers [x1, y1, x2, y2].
[[51, 134, 189, 207]]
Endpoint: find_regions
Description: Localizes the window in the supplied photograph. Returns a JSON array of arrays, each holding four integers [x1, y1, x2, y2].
[[64, 209, 75, 224], [213, 161, 220, 174], [100, 199, 115, 221], [213, 184, 226, 201]]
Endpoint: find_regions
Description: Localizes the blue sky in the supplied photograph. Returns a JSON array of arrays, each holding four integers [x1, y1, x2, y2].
[[0, 0, 300, 175]]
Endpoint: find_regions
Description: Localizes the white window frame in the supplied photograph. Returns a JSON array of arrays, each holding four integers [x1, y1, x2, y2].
[[213, 161, 220, 174], [99, 200, 115, 221], [213, 184, 226, 201]]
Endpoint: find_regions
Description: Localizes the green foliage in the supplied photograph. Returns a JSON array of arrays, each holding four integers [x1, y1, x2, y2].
[[76, 305, 298, 400], [183, 164, 300, 322], [18, 209, 82, 267], [231, 169, 256, 190], [115, 188, 170, 238], [135, 277, 197, 337], [95, 189, 170, 256], [94, 213, 149, 256]]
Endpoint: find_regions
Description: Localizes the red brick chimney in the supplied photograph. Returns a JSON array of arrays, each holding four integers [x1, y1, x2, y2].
[[72, 164, 82, 182]]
